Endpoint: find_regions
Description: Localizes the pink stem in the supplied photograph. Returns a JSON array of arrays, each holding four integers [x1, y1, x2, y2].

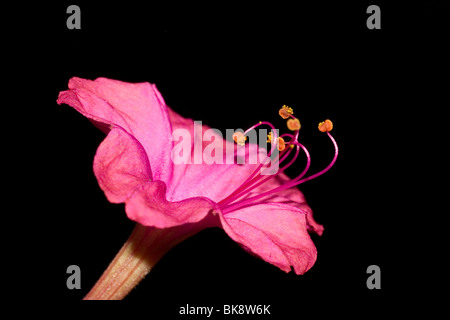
[[83, 218, 216, 300]]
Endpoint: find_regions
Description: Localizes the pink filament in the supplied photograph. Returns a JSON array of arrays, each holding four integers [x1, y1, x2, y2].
[[218, 144, 299, 207], [218, 136, 308, 208], [221, 131, 338, 214], [218, 121, 280, 205]]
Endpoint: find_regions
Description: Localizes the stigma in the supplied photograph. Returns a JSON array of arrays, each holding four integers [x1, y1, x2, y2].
[[218, 106, 338, 215]]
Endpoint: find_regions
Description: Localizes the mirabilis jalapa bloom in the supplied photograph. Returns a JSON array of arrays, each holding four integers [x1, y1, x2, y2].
[[57, 77, 338, 300]]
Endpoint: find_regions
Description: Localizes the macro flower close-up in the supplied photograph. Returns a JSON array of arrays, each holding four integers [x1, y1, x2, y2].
[[57, 76, 338, 300], [5, 1, 446, 315]]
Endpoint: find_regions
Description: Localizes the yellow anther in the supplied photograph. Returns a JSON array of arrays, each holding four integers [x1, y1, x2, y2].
[[267, 132, 273, 143], [318, 119, 333, 132], [232, 132, 247, 146], [279, 105, 293, 119], [287, 118, 301, 131]]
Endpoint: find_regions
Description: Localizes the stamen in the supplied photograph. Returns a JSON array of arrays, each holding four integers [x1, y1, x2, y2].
[[279, 105, 293, 119], [218, 145, 295, 207], [267, 132, 286, 151], [290, 130, 338, 185], [222, 142, 305, 207], [219, 116, 338, 215], [318, 119, 333, 132], [232, 132, 247, 146], [287, 118, 301, 131], [218, 121, 280, 206], [277, 137, 286, 151], [219, 134, 304, 208], [243, 121, 278, 158]]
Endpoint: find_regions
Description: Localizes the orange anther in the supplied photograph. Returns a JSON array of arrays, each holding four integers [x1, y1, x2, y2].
[[278, 105, 293, 119], [277, 137, 286, 151], [318, 119, 333, 132], [287, 118, 301, 131], [267, 132, 285, 151]]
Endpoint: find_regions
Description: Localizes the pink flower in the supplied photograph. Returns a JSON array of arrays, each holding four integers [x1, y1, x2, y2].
[[57, 77, 338, 300]]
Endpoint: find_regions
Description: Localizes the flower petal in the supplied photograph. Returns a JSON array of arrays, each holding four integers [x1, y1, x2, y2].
[[93, 127, 152, 203], [218, 203, 317, 275], [57, 77, 173, 184], [246, 173, 324, 235], [165, 108, 270, 202], [125, 180, 219, 229]]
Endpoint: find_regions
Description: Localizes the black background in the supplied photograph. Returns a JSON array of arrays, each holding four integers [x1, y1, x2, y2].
[[6, 1, 448, 317]]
